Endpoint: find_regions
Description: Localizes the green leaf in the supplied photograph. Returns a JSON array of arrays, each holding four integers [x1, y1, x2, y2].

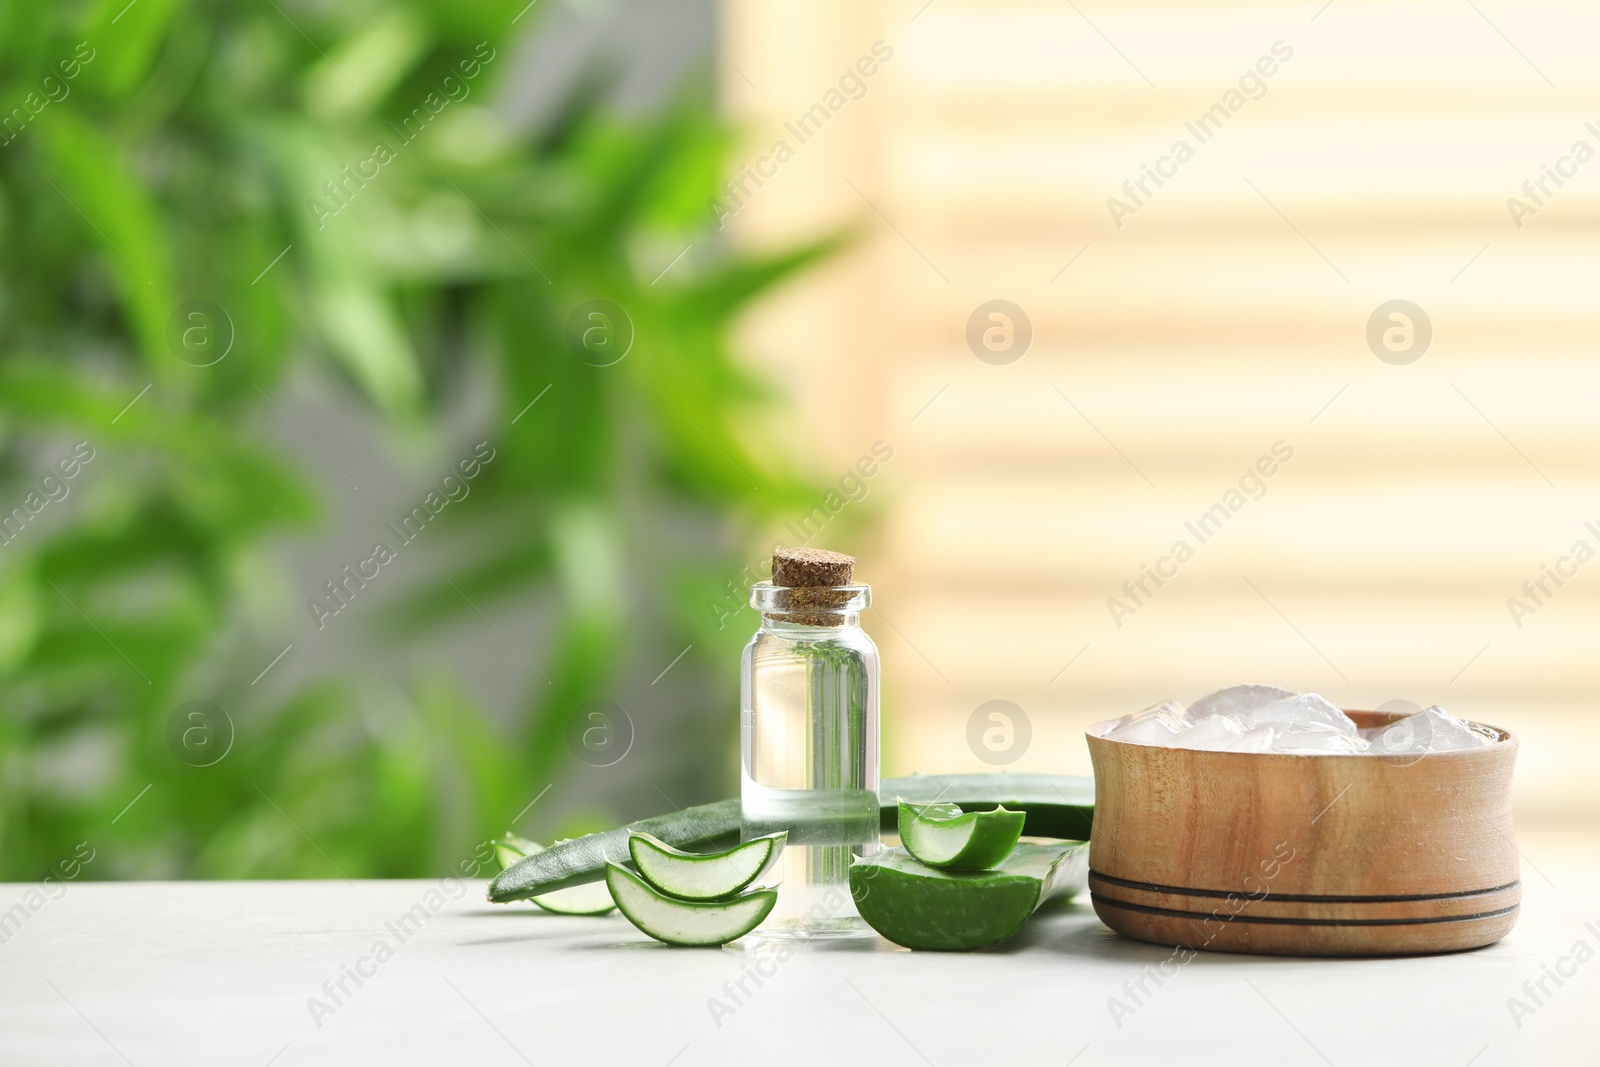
[[39, 113, 175, 367]]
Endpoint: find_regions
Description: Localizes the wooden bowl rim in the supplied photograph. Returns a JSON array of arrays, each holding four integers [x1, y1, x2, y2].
[[1085, 709, 1516, 761]]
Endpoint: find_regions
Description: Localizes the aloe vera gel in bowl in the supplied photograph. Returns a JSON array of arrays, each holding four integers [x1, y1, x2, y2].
[[741, 547, 880, 936]]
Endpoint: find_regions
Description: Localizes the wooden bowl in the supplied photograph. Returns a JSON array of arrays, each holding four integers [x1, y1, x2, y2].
[[1085, 711, 1519, 957]]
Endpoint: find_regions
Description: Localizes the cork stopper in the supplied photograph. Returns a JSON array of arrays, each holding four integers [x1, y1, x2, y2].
[[767, 547, 858, 626], [772, 546, 855, 588]]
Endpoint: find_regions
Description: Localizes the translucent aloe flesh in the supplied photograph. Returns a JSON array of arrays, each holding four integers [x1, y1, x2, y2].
[[628, 830, 785, 901], [897, 801, 1025, 870], [605, 863, 776, 946]]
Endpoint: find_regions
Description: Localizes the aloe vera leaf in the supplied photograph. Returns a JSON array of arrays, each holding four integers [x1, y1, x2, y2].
[[848, 842, 1088, 951], [628, 830, 785, 901], [493, 834, 541, 872], [891, 773, 1092, 839], [605, 863, 776, 946], [488, 773, 1092, 902], [898, 801, 1025, 870], [490, 799, 741, 901], [491, 835, 615, 916]]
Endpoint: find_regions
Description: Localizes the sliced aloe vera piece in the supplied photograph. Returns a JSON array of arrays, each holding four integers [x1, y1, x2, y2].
[[605, 863, 777, 946], [529, 880, 615, 916], [492, 835, 615, 916], [849, 842, 1087, 951], [891, 774, 1094, 841], [491, 799, 740, 902], [898, 801, 1024, 870], [628, 830, 785, 901], [488, 773, 1092, 903]]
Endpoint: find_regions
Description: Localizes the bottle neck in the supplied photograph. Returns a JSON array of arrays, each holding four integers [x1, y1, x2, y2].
[[760, 612, 863, 633], [749, 580, 871, 630]]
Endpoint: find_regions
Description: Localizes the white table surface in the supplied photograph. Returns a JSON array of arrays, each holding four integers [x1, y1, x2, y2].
[[0, 867, 1593, 1066]]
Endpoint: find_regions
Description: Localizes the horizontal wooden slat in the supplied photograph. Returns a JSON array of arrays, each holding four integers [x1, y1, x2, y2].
[[725, 0, 1600, 830]]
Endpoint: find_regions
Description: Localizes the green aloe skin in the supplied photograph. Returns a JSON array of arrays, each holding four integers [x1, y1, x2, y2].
[[897, 801, 1026, 870], [491, 835, 614, 916], [488, 779, 1093, 953], [605, 863, 777, 947], [849, 843, 1089, 952], [488, 772, 1092, 902], [628, 830, 785, 901]]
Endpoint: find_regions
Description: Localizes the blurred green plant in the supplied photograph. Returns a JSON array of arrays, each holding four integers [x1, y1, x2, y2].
[[0, 0, 838, 880]]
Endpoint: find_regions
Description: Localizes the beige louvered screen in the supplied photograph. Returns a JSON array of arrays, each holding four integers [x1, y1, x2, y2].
[[721, 0, 1600, 833]]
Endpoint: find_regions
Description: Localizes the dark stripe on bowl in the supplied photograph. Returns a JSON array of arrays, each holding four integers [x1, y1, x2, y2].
[[1088, 869, 1520, 905], [1090, 893, 1521, 927]]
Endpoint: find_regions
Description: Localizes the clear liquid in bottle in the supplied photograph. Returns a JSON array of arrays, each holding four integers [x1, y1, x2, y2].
[[740, 570, 879, 937]]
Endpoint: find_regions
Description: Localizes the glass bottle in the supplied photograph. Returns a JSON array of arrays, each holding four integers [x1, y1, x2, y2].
[[740, 574, 880, 936]]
